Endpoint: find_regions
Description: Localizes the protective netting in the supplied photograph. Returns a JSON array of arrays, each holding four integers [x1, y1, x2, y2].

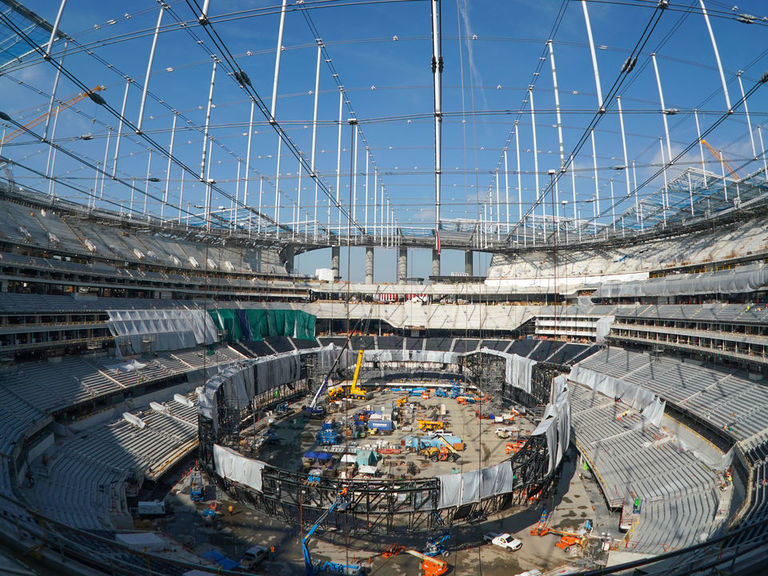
[[209, 309, 316, 342], [107, 309, 218, 353], [535, 375, 571, 475]]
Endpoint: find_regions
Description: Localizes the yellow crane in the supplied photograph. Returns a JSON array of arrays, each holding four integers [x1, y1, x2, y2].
[[1, 85, 106, 146], [700, 139, 740, 180]]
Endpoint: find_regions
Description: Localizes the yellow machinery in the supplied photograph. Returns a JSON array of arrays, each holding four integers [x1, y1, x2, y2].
[[700, 139, 740, 179], [418, 420, 445, 432], [395, 396, 408, 408], [0, 85, 106, 145], [327, 350, 368, 401]]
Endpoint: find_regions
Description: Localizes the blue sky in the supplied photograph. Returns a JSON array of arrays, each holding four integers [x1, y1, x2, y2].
[[2, 0, 768, 280]]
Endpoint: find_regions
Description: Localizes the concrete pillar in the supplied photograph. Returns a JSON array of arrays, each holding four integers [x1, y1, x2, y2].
[[331, 245, 340, 281], [365, 246, 374, 284], [398, 246, 407, 284], [464, 250, 473, 276], [283, 245, 294, 274], [431, 249, 440, 277]]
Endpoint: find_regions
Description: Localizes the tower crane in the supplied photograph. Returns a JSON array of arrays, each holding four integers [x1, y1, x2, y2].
[[0, 85, 106, 146], [700, 139, 740, 180]]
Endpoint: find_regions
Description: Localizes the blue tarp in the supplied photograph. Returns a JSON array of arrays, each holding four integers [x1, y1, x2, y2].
[[303, 451, 332, 461], [202, 550, 239, 571]]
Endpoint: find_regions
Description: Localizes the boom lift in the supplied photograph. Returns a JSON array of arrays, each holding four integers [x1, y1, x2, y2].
[[302, 492, 369, 575], [404, 548, 449, 576]]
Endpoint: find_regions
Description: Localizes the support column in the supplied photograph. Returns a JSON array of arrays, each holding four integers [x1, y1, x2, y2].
[[365, 246, 374, 284], [464, 251, 473, 276], [398, 246, 407, 284], [331, 246, 340, 281], [431, 249, 440, 278], [283, 245, 295, 274]]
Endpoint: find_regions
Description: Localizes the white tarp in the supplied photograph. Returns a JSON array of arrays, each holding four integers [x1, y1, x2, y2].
[[364, 349, 461, 365], [477, 347, 536, 394], [108, 309, 218, 353], [104, 359, 147, 373], [437, 461, 516, 508], [213, 444, 266, 492], [568, 365, 665, 427], [595, 316, 615, 343]]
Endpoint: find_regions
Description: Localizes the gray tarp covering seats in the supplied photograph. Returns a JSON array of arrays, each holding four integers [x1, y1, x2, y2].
[[568, 365, 666, 427], [107, 309, 218, 353], [594, 263, 768, 299]]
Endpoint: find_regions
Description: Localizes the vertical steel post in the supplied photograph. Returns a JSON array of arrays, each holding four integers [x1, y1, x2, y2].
[[99, 128, 111, 200], [43, 41, 67, 141], [137, 5, 164, 134], [270, 0, 288, 121], [112, 79, 131, 178], [143, 149, 152, 216], [694, 109, 707, 186], [659, 138, 669, 226], [200, 59, 217, 180], [335, 89, 343, 241], [44, 0, 67, 60], [580, 0, 604, 111], [736, 73, 756, 157], [651, 53, 673, 163], [757, 126, 767, 177], [699, 0, 731, 111], [162, 112, 177, 222], [274, 138, 282, 237], [430, 0, 443, 236], [310, 42, 322, 241], [503, 148, 509, 233], [616, 96, 632, 202], [591, 130, 600, 217], [258, 176, 263, 235], [529, 89, 543, 242], [548, 40, 565, 168], [244, 99, 255, 236], [515, 126, 523, 245], [364, 147, 369, 234]]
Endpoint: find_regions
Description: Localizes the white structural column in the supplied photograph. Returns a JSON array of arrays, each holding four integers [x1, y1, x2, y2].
[[736, 73, 756, 157], [257, 176, 263, 234], [515, 126, 523, 245], [143, 149, 153, 216], [244, 99, 255, 236], [99, 128, 112, 201], [651, 53, 673, 163], [335, 89, 343, 239], [310, 42, 322, 240], [161, 112, 177, 222], [364, 147, 369, 234], [200, 59, 217, 180], [570, 155, 577, 224], [529, 89, 543, 242], [430, 0, 444, 236], [270, 0, 288, 238], [44, 0, 66, 60], [137, 5, 164, 134], [616, 96, 633, 214], [503, 148, 510, 233], [112, 79, 131, 178], [694, 109, 707, 186], [659, 138, 669, 226], [352, 127, 358, 223], [43, 41, 67, 142], [581, 0, 604, 111], [591, 130, 600, 222], [495, 171, 500, 238], [296, 161, 302, 238], [373, 170, 378, 241], [699, 0, 731, 111], [758, 126, 767, 177], [548, 40, 565, 168]]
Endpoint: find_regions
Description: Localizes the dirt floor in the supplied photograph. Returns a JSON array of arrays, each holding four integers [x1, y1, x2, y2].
[[249, 384, 538, 481], [144, 381, 620, 575]]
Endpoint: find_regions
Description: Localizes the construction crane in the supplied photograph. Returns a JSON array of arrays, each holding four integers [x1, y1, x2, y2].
[[1, 86, 106, 146], [302, 491, 369, 575], [700, 139, 740, 180]]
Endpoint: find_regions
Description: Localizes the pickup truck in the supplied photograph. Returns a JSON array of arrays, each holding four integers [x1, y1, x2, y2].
[[483, 532, 523, 551]]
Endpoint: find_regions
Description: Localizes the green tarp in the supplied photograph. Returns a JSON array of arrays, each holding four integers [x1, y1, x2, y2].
[[208, 309, 316, 342]]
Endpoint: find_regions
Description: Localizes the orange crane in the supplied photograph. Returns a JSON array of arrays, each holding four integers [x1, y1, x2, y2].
[[700, 139, 740, 180], [404, 549, 448, 576], [0, 85, 106, 146]]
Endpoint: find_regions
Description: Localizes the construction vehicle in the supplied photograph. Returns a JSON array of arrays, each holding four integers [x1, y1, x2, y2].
[[327, 351, 370, 402], [302, 492, 369, 576], [381, 544, 405, 559], [418, 420, 445, 432], [483, 532, 523, 551], [189, 466, 204, 501], [316, 422, 340, 446], [437, 436, 460, 461], [531, 521, 587, 554], [395, 396, 408, 407], [404, 549, 448, 576], [423, 532, 451, 557], [419, 445, 458, 462], [506, 439, 526, 454], [700, 139, 740, 179], [0, 85, 106, 146]]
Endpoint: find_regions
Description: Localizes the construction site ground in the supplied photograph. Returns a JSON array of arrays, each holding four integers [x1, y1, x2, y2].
[[249, 384, 538, 479]]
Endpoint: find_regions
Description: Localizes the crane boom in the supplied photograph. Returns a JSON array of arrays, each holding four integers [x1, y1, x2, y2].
[[700, 139, 740, 179], [1, 85, 106, 146]]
